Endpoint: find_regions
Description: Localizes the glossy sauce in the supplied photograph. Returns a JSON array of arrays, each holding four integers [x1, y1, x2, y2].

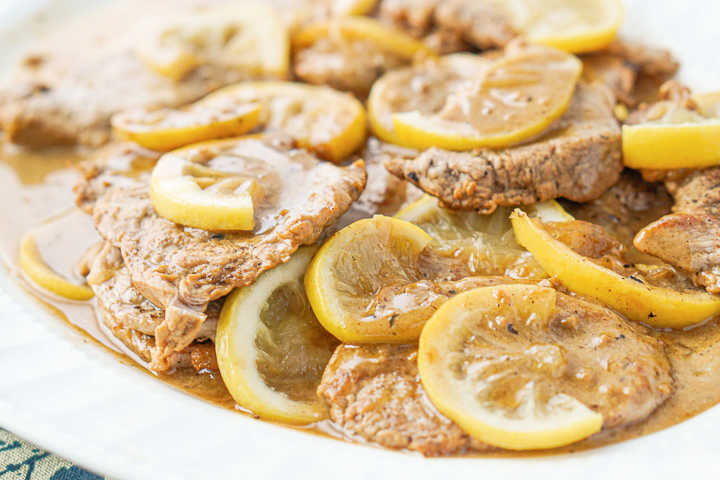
[[4, 146, 720, 457], [3, 0, 720, 458]]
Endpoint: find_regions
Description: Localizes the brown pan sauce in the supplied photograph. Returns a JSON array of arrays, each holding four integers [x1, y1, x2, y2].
[[3, 144, 720, 456]]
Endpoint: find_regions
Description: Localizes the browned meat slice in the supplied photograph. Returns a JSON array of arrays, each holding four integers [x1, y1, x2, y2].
[[93, 136, 365, 371], [0, 45, 276, 148], [86, 243, 219, 340], [320, 296, 673, 452], [582, 54, 637, 105], [564, 169, 672, 251], [635, 167, 720, 294], [97, 302, 216, 373], [318, 344, 493, 456], [86, 242, 221, 371], [74, 143, 160, 213], [293, 39, 409, 96], [385, 82, 623, 212], [352, 138, 424, 216], [379, 0, 515, 49], [605, 40, 679, 78]]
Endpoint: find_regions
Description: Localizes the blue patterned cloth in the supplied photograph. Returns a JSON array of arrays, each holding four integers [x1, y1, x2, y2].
[[0, 430, 102, 480]]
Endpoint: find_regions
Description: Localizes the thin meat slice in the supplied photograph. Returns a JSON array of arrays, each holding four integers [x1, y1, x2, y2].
[[318, 344, 493, 456], [86, 243, 219, 372], [378, 0, 515, 50], [93, 136, 365, 370], [635, 167, 720, 294], [74, 143, 160, 214], [320, 294, 673, 453], [605, 40, 679, 78], [0, 48, 258, 148], [352, 138, 424, 216], [582, 53, 637, 105], [293, 39, 410, 97], [565, 169, 672, 252], [385, 82, 623, 212]]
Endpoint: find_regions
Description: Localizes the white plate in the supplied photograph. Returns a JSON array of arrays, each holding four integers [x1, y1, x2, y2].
[[1, 1, 720, 479]]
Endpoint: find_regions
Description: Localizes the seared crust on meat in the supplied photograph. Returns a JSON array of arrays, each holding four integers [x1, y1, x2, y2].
[[385, 82, 623, 212], [318, 344, 493, 456], [379, 0, 515, 50], [92, 137, 366, 370], [635, 167, 720, 293]]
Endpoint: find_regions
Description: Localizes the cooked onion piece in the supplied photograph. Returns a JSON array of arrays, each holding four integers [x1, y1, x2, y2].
[[511, 210, 720, 328], [419, 284, 604, 450], [293, 16, 433, 59], [202, 82, 366, 162], [217, 247, 338, 424], [112, 102, 261, 152], [370, 43, 582, 150], [305, 215, 433, 343], [137, 3, 289, 80], [498, 0, 623, 53]]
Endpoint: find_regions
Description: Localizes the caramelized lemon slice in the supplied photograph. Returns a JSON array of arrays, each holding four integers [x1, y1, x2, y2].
[[203, 82, 366, 162], [622, 95, 720, 169], [501, 0, 623, 53], [391, 44, 582, 150], [419, 284, 603, 450], [112, 102, 261, 152], [19, 232, 94, 301], [511, 210, 720, 328], [293, 16, 433, 59], [150, 139, 260, 231], [217, 247, 338, 424], [305, 216, 433, 342], [138, 3, 289, 80]]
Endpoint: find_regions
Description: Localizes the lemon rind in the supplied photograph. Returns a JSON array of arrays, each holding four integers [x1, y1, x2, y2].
[[216, 247, 326, 425], [511, 210, 720, 328]]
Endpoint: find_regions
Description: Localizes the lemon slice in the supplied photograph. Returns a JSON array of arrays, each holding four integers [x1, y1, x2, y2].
[[217, 247, 338, 424], [332, 0, 377, 15], [293, 16, 433, 59], [500, 0, 623, 53], [203, 82, 366, 162], [138, 3, 289, 80], [511, 210, 720, 328], [368, 54, 498, 145], [19, 232, 94, 301], [112, 102, 262, 152], [305, 215, 433, 343], [150, 139, 262, 231], [396, 195, 570, 279], [390, 44, 582, 150], [622, 97, 720, 169], [419, 284, 603, 450]]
